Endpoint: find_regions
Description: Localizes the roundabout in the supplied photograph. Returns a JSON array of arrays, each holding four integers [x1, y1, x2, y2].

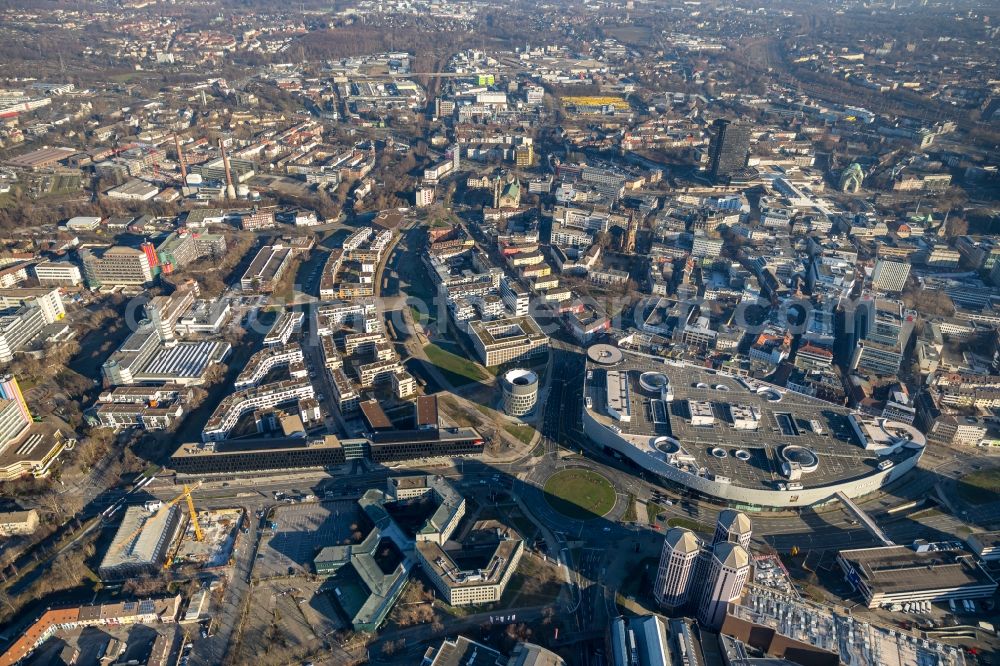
[[542, 469, 617, 521]]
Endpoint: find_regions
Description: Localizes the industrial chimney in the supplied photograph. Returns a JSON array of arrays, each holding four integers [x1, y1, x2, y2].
[[219, 138, 236, 201], [174, 134, 188, 184]]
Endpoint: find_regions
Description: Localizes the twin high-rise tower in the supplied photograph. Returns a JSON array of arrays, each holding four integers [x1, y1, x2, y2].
[[653, 509, 752, 628]]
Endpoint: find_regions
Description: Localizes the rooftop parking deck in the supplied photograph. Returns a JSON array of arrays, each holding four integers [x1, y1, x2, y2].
[[584, 350, 923, 494]]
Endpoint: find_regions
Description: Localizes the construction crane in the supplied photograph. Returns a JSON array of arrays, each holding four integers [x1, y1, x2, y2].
[[180, 483, 204, 542], [162, 483, 205, 570], [113, 482, 205, 557]]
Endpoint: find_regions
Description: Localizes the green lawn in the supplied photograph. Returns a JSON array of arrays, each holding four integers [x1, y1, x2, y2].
[[543, 470, 617, 520], [646, 502, 666, 524], [666, 517, 712, 533], [621, 494, 637, 522], [505, 424, 535, 445], [956, 468, 1000, 505], [423, 343, 489, 386], [498, 555, 562, 607], [50, 173, 81, 194]]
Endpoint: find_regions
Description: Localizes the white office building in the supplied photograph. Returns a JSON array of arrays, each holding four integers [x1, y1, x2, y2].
[[653, 527, 702, 611], [696, 542, 751, 629]]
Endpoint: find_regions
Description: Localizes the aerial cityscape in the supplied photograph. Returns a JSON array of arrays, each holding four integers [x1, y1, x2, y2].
[[0, 0, 999, 664]]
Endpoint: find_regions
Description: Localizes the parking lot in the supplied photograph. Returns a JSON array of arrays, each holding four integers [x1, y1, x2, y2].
[[255, 500, 362, 579]]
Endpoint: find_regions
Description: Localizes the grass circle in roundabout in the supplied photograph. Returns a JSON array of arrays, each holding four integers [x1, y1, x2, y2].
[[542, 469, 617, 520]]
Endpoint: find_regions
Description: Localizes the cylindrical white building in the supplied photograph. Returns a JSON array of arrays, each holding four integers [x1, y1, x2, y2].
[[500, 368, 538, 417]]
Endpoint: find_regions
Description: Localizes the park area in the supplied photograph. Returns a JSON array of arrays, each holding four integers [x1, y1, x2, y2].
[[543, 470, 616, 520], [956, 468, 1000, 505], [424, 342, 492, 386]]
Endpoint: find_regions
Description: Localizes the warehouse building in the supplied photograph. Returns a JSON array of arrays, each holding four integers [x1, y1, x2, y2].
[[98, 505, 182, 581], [240, 245, 292, 292], [105, 179, 160, 201]]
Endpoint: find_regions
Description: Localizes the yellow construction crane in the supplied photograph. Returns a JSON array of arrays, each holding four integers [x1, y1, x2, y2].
[[113, 482, 204, 558], [181, 483, 204, 542], [162, 483, 204, 570]]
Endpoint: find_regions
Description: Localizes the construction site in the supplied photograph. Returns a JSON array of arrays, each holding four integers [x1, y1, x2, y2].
[[169, 507, 243, 570], [99, 484, 242, 580]]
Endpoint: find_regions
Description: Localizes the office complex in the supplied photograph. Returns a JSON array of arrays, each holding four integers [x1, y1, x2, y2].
[[80, 246, 155, 288], [101, 287, 230, 386], [32, 261, 82, 286], [0, 288, 65, 324], [0, 374, 30, 425], [500, 368, 539, 416], [313, 527, 412, 633], [155, 229, 227, 271], [653, 527, 702, 611], [311, 475, 520, 631], [0, 395, 30, 452], [695, 541, 751, 629], [0, 304, 47, 363], [416, 520, 523, 606], [708, 119, 751, 182], [713, 509, 753, 550], [468, 315, 549, 367]]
